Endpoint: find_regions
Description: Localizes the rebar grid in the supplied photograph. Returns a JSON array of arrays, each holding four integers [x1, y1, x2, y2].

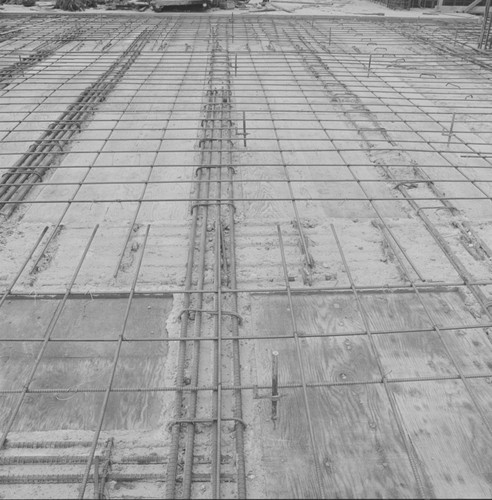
[[2, 12, 492, 500]]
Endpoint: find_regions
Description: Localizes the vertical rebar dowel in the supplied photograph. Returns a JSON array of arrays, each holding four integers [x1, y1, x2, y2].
[[329, 28, 332, 46], [454, 28, 458, 46], [367, 54, 372, 78], [93, 457, 100, 500], [447, 112, 456, 146], [235, 53, 238, 77], [242, 111, 247, 147], [272, 351, 279, 423]]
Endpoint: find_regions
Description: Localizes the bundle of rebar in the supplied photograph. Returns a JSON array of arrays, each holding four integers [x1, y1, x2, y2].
[[0, 30, 149, 219], [0, 26, 82, 90], [164, 23, 246, 500]]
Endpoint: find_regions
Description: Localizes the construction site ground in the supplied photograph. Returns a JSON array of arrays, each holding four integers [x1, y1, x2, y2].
[[1, 1, 492, 498]]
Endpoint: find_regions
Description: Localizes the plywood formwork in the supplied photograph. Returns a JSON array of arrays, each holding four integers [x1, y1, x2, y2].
[[1, 11, 492, 499]]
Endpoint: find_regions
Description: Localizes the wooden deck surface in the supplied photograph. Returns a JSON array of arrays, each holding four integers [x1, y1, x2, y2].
[[251, 290, 492, 498], [0, 297, 172, 432]]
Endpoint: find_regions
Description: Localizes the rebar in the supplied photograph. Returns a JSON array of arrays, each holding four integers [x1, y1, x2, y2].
[[0, 29, 150, 218]]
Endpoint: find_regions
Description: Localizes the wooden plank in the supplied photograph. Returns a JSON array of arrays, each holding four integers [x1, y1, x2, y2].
[[0, 298, 173, 432], [0, 297, 171, 342], [361, 292, 432, 332], [373, 330, 458, 379], [52, 297, 171, 340], [443, 328, 492, 374], [465, 377, 492, 428], [251, 293, 364, 338], [0, 341, 168, 432], [252, 294, 326, 498], [251, 293, 418, 498], [364, 291, 492, 378], [362, 289, 484, 332], [252, 290, 492, 380], [252, 292, 375, 386], [307, 385, 418, 498], [363, 292, 457, 378], [252, 291, 485, 385], [0, 345, 168, 432], [299, 336, 381, 384], [390, 380, 492, 498], [254, 334, 381, 386], [0, 299, 59, 340], [252, 290, 492, 497], [257, 383, 419, 499], [258, 388, 323, 499]]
